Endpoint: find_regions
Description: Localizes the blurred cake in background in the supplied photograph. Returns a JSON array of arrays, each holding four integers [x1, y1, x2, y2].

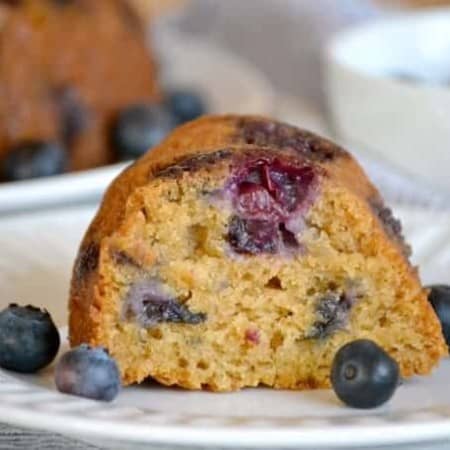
[[0, 0, 161, 181]]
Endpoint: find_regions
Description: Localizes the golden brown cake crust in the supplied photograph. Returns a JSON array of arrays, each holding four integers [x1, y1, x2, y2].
[[72, 114, 405, 255], [69, 115, 447, 390], [0, 0, 160, 173]]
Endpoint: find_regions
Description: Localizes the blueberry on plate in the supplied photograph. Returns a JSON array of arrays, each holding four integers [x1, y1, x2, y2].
[[427, 285, 450, 347], [331, 339, 399, 409], [113, 103, 175, 160], [55, 344, 121, 402], [2, 141, 66, 181], [0, 304, 60, 373], [165, 89, 206, 125]]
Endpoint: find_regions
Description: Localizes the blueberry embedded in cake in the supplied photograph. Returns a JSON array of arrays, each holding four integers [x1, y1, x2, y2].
[[225, 157, 317, 254], [68, 114, 447, 392], [123, 278, 206, 327]]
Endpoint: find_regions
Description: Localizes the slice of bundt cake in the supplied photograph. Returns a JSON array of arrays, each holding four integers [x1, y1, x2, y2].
[[69, 115, 447, 391], [0, 0, 159, 175]]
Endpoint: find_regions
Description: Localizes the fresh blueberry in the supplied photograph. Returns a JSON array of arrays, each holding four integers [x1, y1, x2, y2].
[[0, 304, 60, 373], [113, 103, 175, 160], [55, 345, 121, 402], [331, 339, 399, 409], [2, 141, 66, 181], [166, 89, 206, 125], [427, 285, 450, 347]]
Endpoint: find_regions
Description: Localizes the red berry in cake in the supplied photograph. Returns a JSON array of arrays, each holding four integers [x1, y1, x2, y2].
[[2, 141, 66, 181], [0, 304, 60, 373], [236, 181, 283, 221], [331, 339, 399, 409], [226, 158, 317, 254], [55, 345, 121, 402], [230, 159, 316, 218], [245, 328, 260, 345]]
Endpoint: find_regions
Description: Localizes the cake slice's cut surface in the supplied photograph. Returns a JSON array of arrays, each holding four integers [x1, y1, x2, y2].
[[69, 134, 446, 391]]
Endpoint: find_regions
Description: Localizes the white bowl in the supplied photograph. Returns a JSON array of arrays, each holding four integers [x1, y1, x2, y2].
[[325, 9, 450, 193]]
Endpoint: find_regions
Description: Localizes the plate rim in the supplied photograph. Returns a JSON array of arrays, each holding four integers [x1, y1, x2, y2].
[[1, 371, 450, 450]]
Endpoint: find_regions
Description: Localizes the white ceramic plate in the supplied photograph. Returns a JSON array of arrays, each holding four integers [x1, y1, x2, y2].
[[0, 29, 274, 214], [1, 205, 450, 449]]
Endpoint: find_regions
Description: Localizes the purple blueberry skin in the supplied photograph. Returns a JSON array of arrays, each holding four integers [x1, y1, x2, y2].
[[331, 339, 399, 409], [55, 345, 121, 402], [0, 304, 60, 373]]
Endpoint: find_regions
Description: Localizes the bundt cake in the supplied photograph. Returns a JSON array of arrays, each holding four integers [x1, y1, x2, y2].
[[69, 115, 447, 392], [0, 0, 159, 178]]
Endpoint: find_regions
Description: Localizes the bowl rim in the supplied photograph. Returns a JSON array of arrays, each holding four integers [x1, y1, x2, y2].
[[324, 6, 450, 90]]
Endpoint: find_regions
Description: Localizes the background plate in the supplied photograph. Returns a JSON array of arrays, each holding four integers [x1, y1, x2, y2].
[[0, 30, 274, 214], [0, 205, 449, 449]]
